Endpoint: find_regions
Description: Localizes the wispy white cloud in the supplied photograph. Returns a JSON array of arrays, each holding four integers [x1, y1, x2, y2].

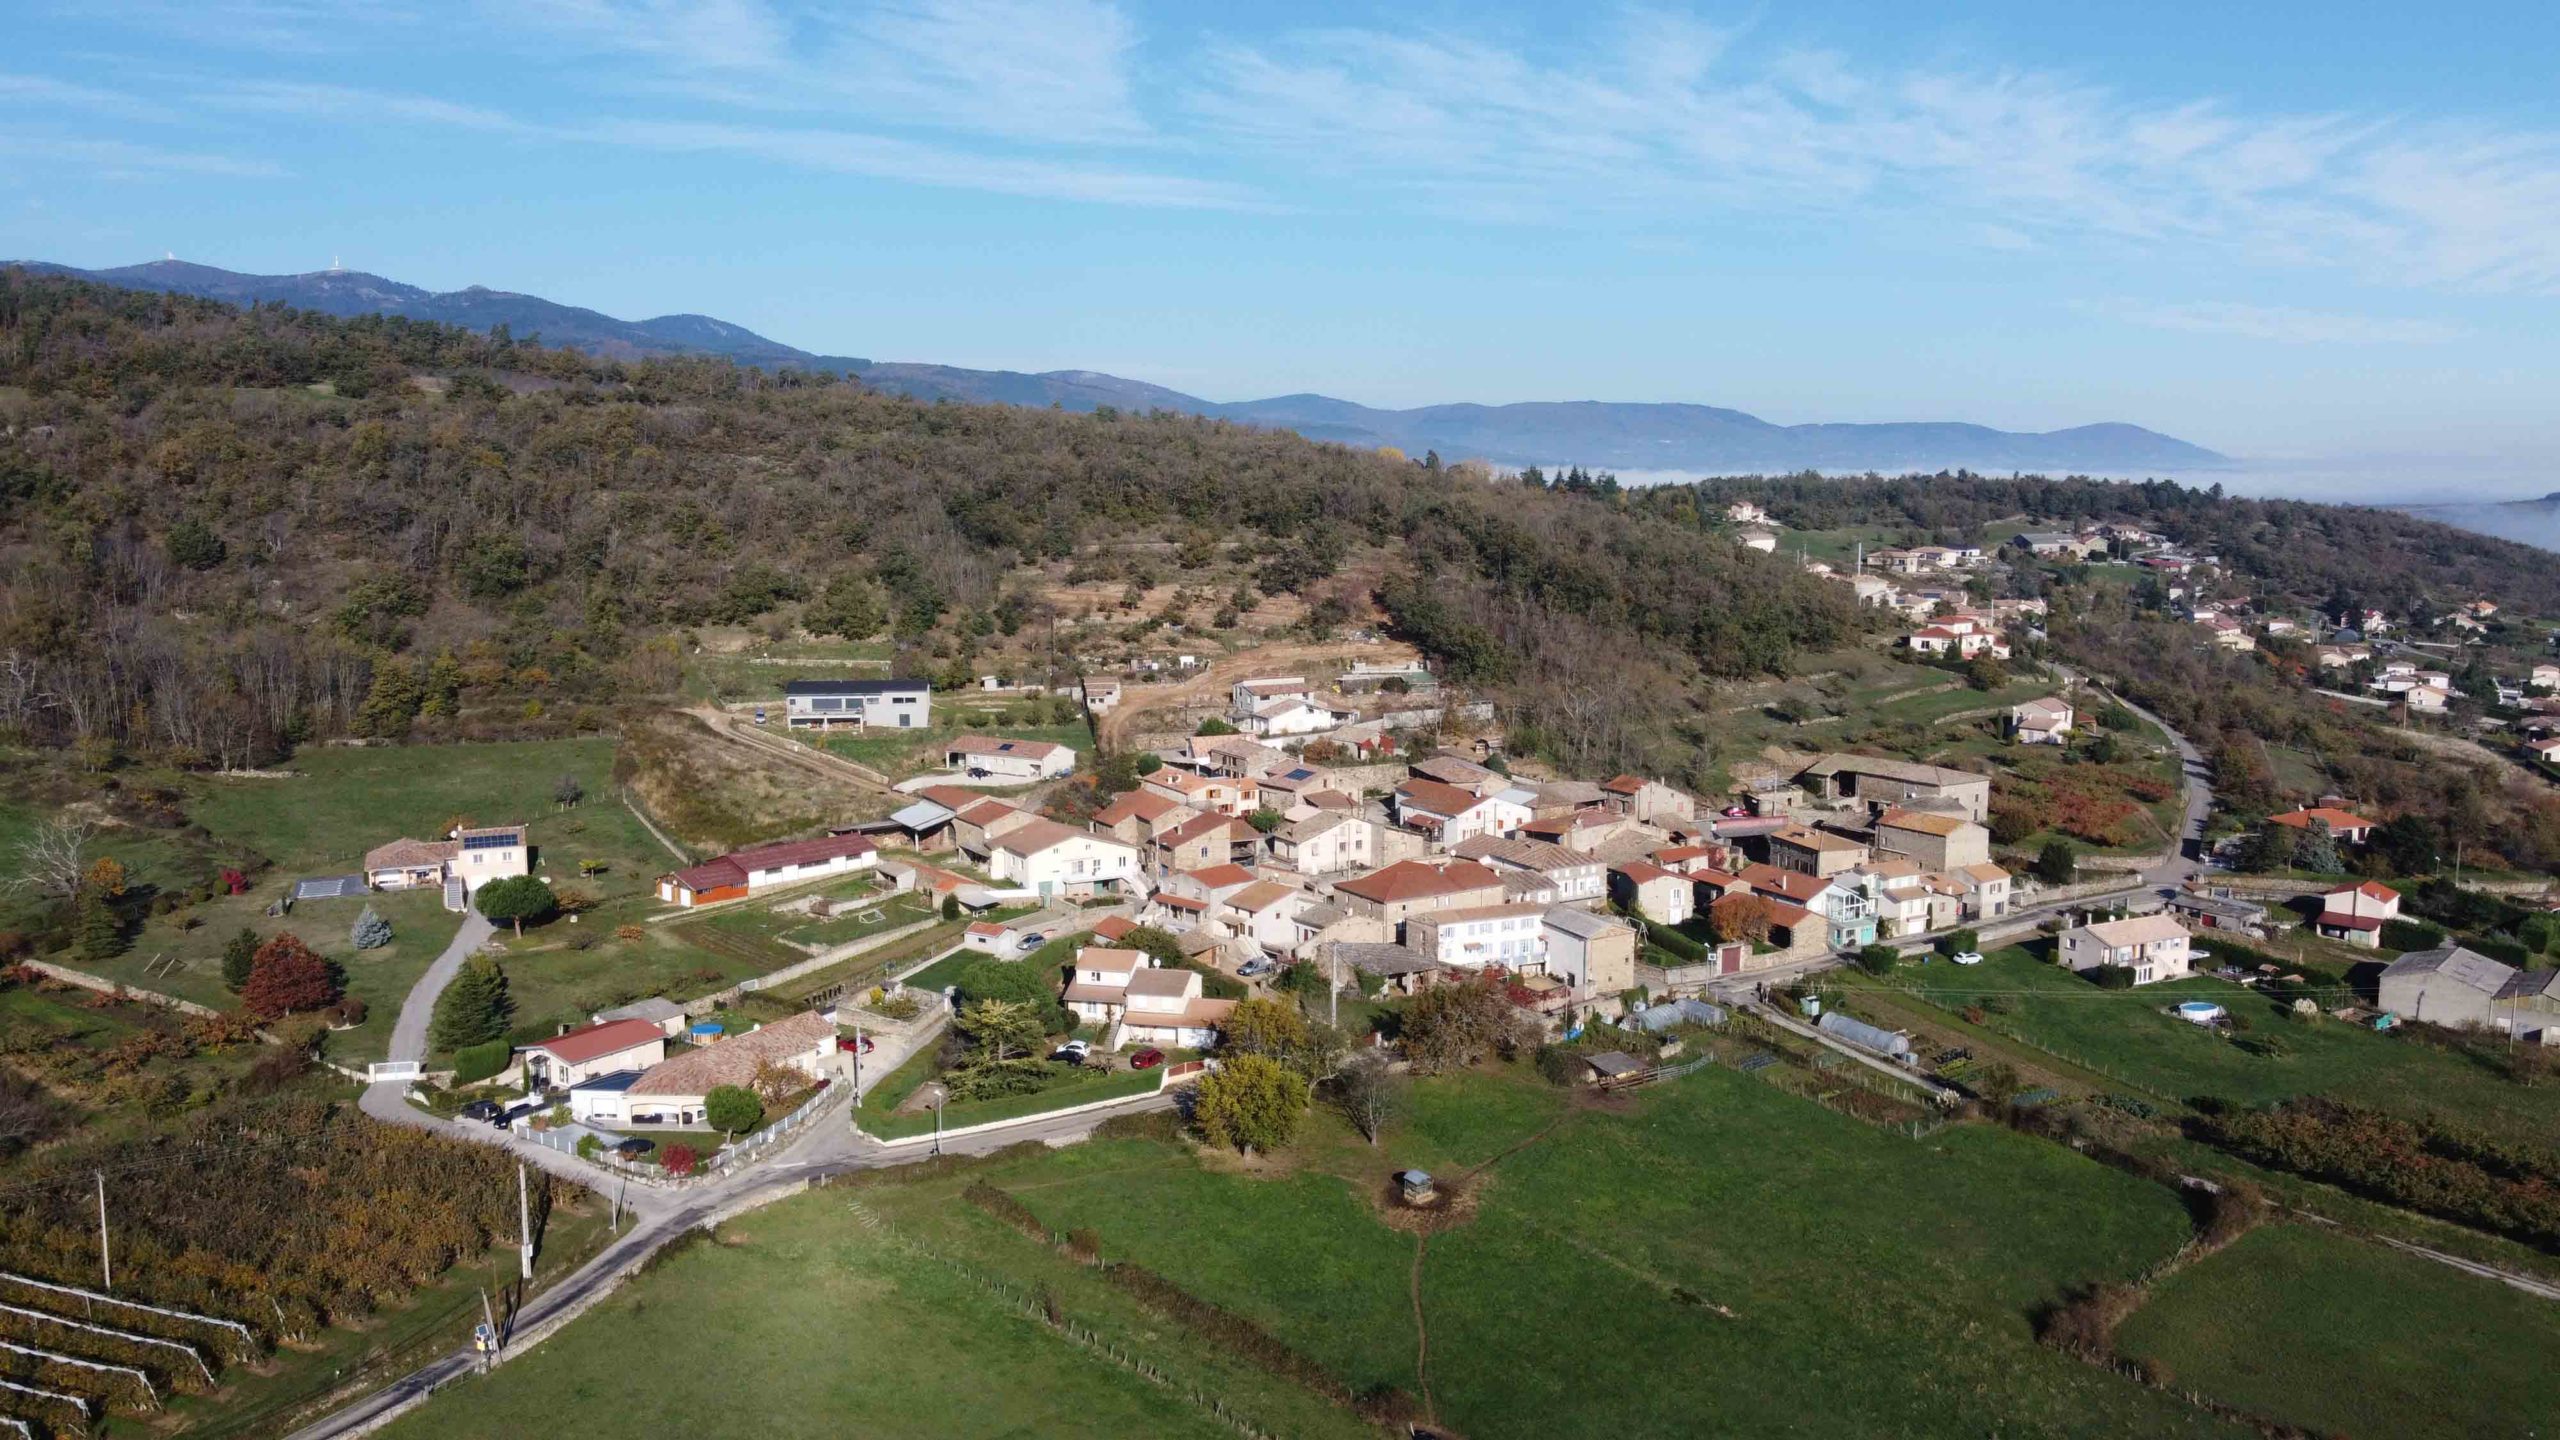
[[198, 80, 525, 132], [476, 0, 794, 71], [2092, 299, 2469, 345], [0, 132, 286, 178], [817, 0, 1150, 145], [0, 72, 185, 123], [1182, 15, 2560, 294], [582, 119, 1254, 208]]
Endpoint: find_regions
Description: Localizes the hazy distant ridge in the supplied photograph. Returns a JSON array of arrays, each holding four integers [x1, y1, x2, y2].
[[11, 258, 2228, 473]]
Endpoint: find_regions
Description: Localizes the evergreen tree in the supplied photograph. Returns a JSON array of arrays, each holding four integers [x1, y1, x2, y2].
[[2292, 819, 2342, 875], [166, 518, 226, 570], [220, 926, 261, 991], [431, 955, 514, 1049], [2033, 840, 2078, 885], [350, 905, 394, 951], [74, 894, 124, 962], [474, 875, 557, 936], [2236, 825, 2293, 874]]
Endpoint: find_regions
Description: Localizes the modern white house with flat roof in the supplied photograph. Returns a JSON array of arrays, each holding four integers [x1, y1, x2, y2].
[[783, 678, 932, 731]]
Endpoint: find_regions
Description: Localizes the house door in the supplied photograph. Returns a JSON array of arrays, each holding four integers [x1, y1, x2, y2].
[[1720, 947, 1743, 976]]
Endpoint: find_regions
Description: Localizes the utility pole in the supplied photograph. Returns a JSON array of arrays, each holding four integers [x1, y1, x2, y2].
[[850, 1019, 864, 1106], [1329, 945, 1339, 1029], [477, 1288, 500, 1372], [932, 1092, 945, 1157], [95, 1173, 110, 1291], [517, 1164, 533, 1281]]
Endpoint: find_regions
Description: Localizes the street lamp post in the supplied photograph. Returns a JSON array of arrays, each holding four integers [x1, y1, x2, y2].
[[932, 1090, 946, 1157]]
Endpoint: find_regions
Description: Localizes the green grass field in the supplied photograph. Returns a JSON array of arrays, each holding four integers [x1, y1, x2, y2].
[[2114, 1224, 2560, 1440], [379, 1193, 1368, 1440], [378, 1061, 2242, 1440], [47, 739, 683, 1061], [1858, 945, 2560, 1148], [810, 719, 1092, 778]]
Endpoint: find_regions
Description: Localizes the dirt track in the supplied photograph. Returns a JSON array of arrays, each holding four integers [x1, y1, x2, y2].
[[1093, 639, 1422, 749]]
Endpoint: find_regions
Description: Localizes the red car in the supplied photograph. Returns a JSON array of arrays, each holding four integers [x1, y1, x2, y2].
[[1129, 1048, 1165, 1070], [836, 1035, 876, 1054]]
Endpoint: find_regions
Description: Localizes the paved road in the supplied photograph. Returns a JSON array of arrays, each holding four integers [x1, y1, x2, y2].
[[385, 907, 496, 1073], [304, 931, 1177, 1440]]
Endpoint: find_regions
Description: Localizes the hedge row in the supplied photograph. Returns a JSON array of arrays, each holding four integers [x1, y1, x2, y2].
[[452, 1039, 513, 1085], [1100, 1259, 1422, 1424]]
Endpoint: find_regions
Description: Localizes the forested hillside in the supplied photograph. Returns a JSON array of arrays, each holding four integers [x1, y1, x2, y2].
[[1671, 473, 2560, 617], [0, 271, 1853, 774]]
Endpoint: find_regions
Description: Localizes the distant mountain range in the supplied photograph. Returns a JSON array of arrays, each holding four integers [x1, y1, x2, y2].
[[10, 258, 2229, 474]]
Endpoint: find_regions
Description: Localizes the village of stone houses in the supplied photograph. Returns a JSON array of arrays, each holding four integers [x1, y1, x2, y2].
[[19, 502, 2560, 1440]]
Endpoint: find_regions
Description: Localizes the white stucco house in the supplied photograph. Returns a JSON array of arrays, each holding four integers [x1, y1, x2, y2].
[[2057, 914, 2193, 985], [987, 819, 1143, 898]]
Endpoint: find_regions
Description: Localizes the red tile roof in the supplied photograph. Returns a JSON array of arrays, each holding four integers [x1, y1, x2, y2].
[[526, 1018, 665, 1066], [2269, 806, 2377, 832], [1334, 860, 1502, 905], [1183, 863, 1257, 889], [1396, 778, 1486, 817]]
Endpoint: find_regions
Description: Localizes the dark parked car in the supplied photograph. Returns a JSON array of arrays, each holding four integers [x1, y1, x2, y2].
[[458, 1099, 506, 1126], [1129, 1048, 1165, 1071]]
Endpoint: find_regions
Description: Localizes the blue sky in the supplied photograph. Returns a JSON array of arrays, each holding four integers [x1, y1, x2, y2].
[[5, 2, 2559, 487]]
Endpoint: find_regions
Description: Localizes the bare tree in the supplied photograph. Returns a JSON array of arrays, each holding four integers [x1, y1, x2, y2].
[[1329, 1049, 1404, 1146], [6, 818, 95, 901]]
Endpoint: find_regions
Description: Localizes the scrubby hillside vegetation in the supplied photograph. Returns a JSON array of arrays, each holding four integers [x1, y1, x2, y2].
[[0, 270, 1853, 776]]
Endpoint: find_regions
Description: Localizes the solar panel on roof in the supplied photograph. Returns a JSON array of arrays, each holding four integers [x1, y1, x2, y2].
[[463, 832, 516, 850]]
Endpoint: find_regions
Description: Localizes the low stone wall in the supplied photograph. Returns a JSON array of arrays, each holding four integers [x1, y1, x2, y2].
[[1319, 761, 1410, 795], [2018, 874, 2146, 908], [24, 961, 222, 1017], [2072, 853, 2158, 874], [684, 914, 945, 1016]]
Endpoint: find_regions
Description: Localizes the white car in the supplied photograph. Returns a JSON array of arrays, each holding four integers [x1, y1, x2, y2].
[[1050, 1040, 1091, 1063], [1950, 951, 1985, 966]]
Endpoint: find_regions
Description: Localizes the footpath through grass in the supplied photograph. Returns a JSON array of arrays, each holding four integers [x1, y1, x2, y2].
[[2114, 1223, 2560, 1440]]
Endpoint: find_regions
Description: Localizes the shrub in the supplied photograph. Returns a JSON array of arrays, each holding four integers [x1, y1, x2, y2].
[[963, 1181, 1051, 1244], [242, 933, 344, 1018], [220, 926, 260, 991], [576, 1134, 603, 1161], [2380, 917, 2448, 951], [1934, 928, 1979, 957], [350, 905, 394, 951], [452, 1039, 514, 1085], [1855, 944, 1899, 976], [1192, 1055, 1304, 1154], [1533, 1043, 1586, 1086], [704, 1084, 764, 1136], [662, 1143, 699, 1177], [1100, 1258, 1368, 1407], [1644, 919, 1706, 961]]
